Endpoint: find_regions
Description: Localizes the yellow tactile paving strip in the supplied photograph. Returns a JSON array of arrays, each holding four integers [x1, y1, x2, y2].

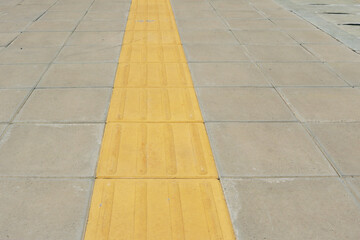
[[84, 0, 235, 238], [97, 123, 217, 178], [84, 179, 235, 240]]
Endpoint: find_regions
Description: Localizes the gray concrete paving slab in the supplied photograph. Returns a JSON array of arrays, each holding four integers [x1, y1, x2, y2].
[[10, 32, 71, 48], [207, 122, 336, 177], [196, 87, 296, 121], [0, 124, 104, 177], [55, 45, 121, 63], [66, 31, 124, 46], [222, 178, 360, 240], [279, 88, 360, 122], [15, 88, 112, 123], [184, 44, 249, 62], [189, 62, 270, 87], [179, 29, 238, 44], [245, 45, 318, 62], [0, 47, 60, 64], [0, 124, 6, 136], [304, 43, 360, 62], [0, 89, 29, 122], [259, 62, 347, 86], [233, 30, 297, 45], [0, 178, 92, 240], [0, 64, 48, 88], [38, 63, 117, 88], [328, 62, 360, 86], [308, 123, 360, 176]]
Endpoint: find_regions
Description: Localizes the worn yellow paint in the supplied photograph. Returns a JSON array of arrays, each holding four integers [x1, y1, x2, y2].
[[84, 179, 235, 240], [107, 88, 203, 122], [84, 0, 236, 238], [97, 123, 217, 178]]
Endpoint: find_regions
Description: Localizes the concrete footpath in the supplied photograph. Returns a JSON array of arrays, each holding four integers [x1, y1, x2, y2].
[[1, 0, 360, 239]]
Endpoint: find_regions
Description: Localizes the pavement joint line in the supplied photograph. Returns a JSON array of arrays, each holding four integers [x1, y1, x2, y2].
[[83, 0, 236, 239]]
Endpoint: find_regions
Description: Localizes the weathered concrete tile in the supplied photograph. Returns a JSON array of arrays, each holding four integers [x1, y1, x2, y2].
[[189, 63, 269, 86], [0, 179, 92, 240], [222, 178, 360, 240], [196, 87, 295, 121], [179, 30, 238, 44], [265, 9, 299, 19], [10, 32, 70, 47], [15, 88, 111, 122], [26, 20, 78, 31], [67, 31, 123, 46], [208, 122, 335, 177], [39, 63, 116, 87], [50, 2, 91, 11], [89, 1, 130, 11], [272, 19, 317, 29], [0, 89, 29, 122], [246, 45, 317, 62], [309, 123, 360, 175], [259, 62, 346, 86], [286, 30, 340, 44], [171, 1, 213, 10], [0, 22, 30, 32], [55, 45, 120, 63], [184, 44, 249, 62], [40, 11, 85, 21], [234, 30, 297, 45], [226, 19, 278, 30], [0, 47, 60, 64], [304, 44, 360, 62], [346, 177, 360, 201], [0, 33, 18, 46], [82, 11, 128, 21], [0, 124, 6, 135], [76, 20, 126, 31], [173, 10, 219, 19], [328, 62, 360, 86], [211, 1, 254, 11], [217, 10, 264, 19], [38, 63, 117, 87], [0, 64, 47, 88], [176, 17, 227, 30], [280, 88, 360, 122], [0, 124, 103, 177]]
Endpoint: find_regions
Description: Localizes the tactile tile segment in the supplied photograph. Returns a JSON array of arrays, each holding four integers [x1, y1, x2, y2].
[[119, 45, 186, 63], [114, 63, 193, 87], [84, 179, 236, 240], [107, 88, 203, 122], [126, 11, 177, 31], [123, 31, 181, 45], [97, 123, 218, 178], [130, 0, 172, 13]]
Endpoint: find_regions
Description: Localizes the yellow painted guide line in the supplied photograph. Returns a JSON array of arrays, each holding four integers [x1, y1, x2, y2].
[[84, 0, 236, 239]]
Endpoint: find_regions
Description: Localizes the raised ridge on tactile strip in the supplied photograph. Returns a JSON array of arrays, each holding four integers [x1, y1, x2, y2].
[[114, 63, 193, 88], [97, 123, 218, 178], [84, 179, 235, 240], [107, 88, 203, 122]]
